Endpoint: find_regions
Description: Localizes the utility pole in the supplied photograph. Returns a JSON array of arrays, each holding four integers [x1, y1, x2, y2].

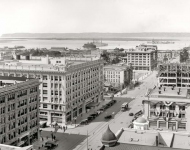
[[87, 130, 89, 150]]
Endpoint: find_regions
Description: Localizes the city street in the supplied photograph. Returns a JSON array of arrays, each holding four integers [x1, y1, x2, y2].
[[34, 71, 157, 150]]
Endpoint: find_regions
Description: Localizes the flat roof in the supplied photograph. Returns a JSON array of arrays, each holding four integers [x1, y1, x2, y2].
[[104, 128, 190, 150], [144, 86, 190, 102], [104, 64, 130, 70], [0, 76, 27, 81], [150, 86, 187, 98]]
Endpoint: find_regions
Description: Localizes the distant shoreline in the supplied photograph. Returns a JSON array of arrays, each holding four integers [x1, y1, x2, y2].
[[0, 37, 180, 41]]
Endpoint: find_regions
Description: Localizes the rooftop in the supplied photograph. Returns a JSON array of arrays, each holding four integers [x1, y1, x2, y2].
[[104, 64, 131, 71], [0, 57, 102, 72], [0, 76, 27, 81], [144, 86, 190, 103], [102, 128, 190, 150]]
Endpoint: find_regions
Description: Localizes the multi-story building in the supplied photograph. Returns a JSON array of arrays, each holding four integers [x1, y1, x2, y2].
[[157, 50, 172, 63], [0, 55, 104, 126], [103, 64, 133, 90], [157, 63, 190, 87], [143, 86, 190, 131], [0, 76, 40, 147], [121, 44, 157, 71]]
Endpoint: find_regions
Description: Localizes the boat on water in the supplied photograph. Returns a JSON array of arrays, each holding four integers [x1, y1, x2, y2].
[[92, 39, 108, 47], [147, 40, 175, 44]]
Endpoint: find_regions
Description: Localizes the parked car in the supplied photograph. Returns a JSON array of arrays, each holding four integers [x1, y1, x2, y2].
[[87, 116, 94, 122], [108, 101, 114, 106], [45, 141, 58, 149], [105, 104, 110, 109], [112, 100, 117, 103], [101, 105, 107, 110], [129, 113, 134, 116], [97, 108, 104, 113], [135, 110, 143, 117], [90, 113, 98, 118], [79, 119, 88, 125], [104, 115, 112, 119]]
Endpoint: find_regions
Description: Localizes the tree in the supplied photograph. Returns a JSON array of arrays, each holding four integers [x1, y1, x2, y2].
[[180, 47, 189, 63], [101, 52, 110, 63]]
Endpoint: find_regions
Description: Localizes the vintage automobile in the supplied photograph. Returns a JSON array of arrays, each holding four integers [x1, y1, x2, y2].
[[79, 119, 88, 125], [104, 115, 112, 119], [44, 141, 58, 149]]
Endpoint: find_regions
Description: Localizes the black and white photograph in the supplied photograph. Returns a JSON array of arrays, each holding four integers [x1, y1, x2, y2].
[[0, 0, 190, 150]]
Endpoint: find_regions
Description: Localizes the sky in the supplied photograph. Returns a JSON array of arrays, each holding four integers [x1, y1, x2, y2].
[[0, 0, 190, 35]]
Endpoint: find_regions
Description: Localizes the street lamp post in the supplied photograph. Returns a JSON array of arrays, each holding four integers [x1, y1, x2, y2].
[[74, 117, 77, 127]]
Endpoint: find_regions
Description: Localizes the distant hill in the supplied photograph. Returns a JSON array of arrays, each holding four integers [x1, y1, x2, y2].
[[2, 32, 190, 38]]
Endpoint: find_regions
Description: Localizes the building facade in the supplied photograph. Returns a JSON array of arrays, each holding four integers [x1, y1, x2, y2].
[[121, 44, 157, 71], [157, 50, 172, 63], [157, 63, 190, 87], [103, 64, 133, 90], [0, 77, 40, 147], [0, 55, 104, 126], [143, 86, 190, 131]]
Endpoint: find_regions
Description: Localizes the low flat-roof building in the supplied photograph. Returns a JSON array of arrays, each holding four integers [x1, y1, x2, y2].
[[103, 64, 133, 90], [0, 76, 40, 147], [101, 127, 190, 150], [143, 85, 190, 131]]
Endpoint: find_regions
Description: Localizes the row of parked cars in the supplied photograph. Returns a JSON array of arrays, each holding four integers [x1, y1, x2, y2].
[[79, 100, 117, 125]]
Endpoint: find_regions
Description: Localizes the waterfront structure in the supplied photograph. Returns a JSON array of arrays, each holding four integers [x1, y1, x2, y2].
[[143, 85, 190, 131], [0, 76, 40, 147], [0, 55, 104, 126], [103, 64, 133, 90], [157, 63, 190, 87], [121, 44, 157, 71]]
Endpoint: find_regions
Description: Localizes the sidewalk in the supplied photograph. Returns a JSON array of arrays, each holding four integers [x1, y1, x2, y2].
[[41, 99, 111, 132]]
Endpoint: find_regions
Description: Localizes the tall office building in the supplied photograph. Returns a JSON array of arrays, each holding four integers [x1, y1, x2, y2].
[[121, 44, 157, 71], [0, 76, 40, 147], [0, 55, 104, 126]]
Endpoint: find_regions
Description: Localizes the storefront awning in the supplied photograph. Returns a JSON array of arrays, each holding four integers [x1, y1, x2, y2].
[[86, 102, 99, 108], [19, 131, 30, 140], [40, 121, 47, 125], [17, 141, 25, 146]]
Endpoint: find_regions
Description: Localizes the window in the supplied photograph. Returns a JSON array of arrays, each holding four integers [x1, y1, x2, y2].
[[43, 104, 47, 108], [43, 90, 47, 94], [55, 84, 58, 88], [51, 76, 54, 80], [43, 83, 47, 87], [55, 91, 58, 95], [43, 97, 47, 101], [43, 76, 47, 80], [16, 74, 21, 77], [55, 76, 58, 81]]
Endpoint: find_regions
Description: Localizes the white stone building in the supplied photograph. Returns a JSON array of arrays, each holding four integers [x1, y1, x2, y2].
[[0, 55, 104, 126]]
